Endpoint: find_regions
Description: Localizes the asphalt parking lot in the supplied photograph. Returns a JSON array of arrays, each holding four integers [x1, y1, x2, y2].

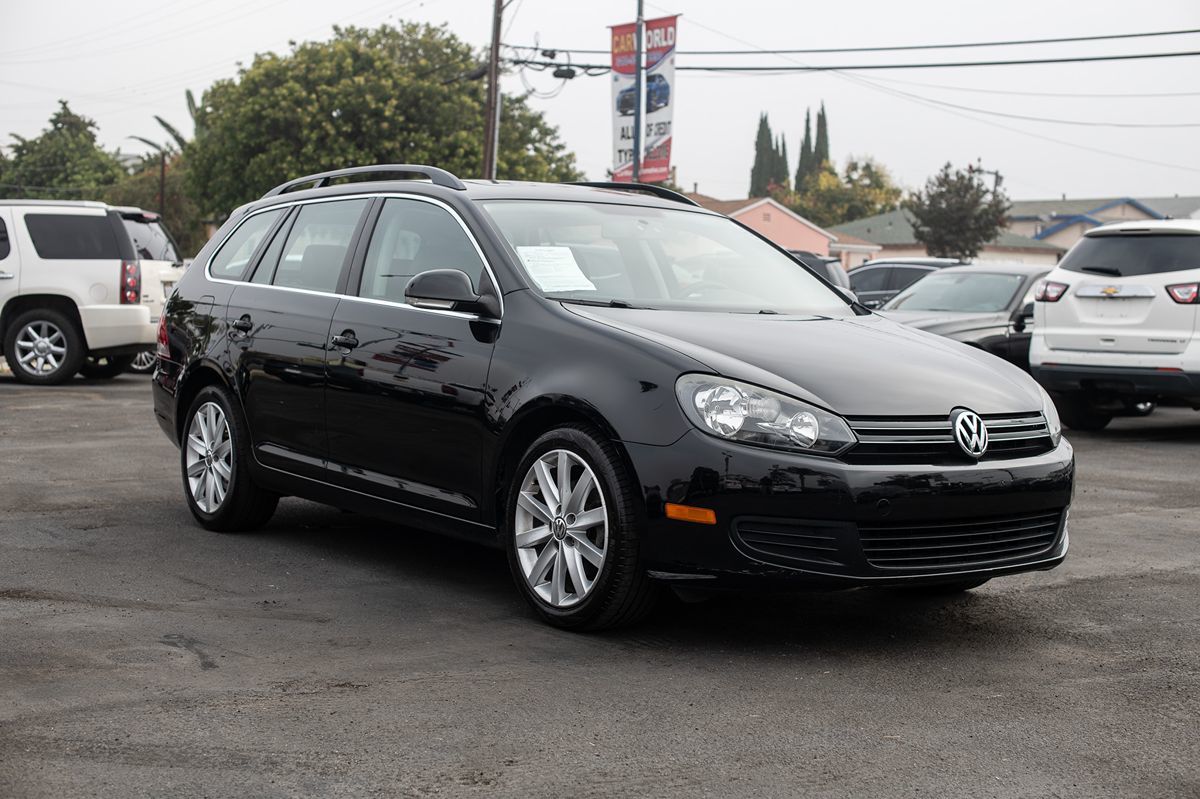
[[1, 375, 1198, 798]]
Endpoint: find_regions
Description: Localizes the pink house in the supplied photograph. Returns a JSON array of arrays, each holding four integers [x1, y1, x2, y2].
[[685, 194, 836, 255]]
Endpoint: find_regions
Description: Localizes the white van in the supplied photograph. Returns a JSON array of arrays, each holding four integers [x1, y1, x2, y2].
[[0, 200, 158, 384], [1029, 219, 1199, 429]]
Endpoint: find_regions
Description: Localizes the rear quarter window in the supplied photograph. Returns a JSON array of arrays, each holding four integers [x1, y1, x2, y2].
[[1061, 234, 1200, 277], [0, 218, 10, 260], [25, 213, 121, 259]]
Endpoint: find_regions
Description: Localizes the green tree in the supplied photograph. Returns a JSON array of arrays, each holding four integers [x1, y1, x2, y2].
[[795, 110, 813, 188], [4, 101, 124, 199], [103, 155, 208, 257], [904, 162, 1010, 260], [187, 23, 582, 217], [749, 113, 773, 196], [813, 102, 830, 167], [772, 156, 901, 229]]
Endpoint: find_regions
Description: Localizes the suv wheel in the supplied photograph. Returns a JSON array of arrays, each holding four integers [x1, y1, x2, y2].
[[79, 354, 136, 380], [128, 350, 157, 374], [3, 309, 85, 386], [1053, 392, 1113, 431], [505, 424, 658, 630], [182, 385, 278, 532]]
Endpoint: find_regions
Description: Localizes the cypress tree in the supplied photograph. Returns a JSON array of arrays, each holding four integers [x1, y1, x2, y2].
[[778, 136, 790, 189], [814, 102, 830, 168], [749, 113, 773, 197], [796, 109, 813, 188]]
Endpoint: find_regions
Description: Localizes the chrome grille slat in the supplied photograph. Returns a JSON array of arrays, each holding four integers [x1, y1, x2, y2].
[[844, 412, 1053, 464], [860, 511, 1063, 571]]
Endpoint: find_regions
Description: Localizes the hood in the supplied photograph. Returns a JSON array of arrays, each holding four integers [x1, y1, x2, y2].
[[880, 310, 1010, 338], [565, 306, 1041, 417]]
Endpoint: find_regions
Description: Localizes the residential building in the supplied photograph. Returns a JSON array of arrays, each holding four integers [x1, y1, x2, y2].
[[685, 193, 836, 256], [1007, 195, 1200, 250]]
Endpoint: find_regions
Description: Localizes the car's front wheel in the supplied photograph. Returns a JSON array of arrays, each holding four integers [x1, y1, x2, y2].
[[181, 385, 278, 532], [505, 424, 658, 630], [127, 350, 157, 374]]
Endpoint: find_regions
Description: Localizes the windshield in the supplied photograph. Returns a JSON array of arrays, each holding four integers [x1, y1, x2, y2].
[[885, 272, 1026, 313], [122, 217, 180, 263], [482, 200, 849, 315], [1060, 234, 1200, 277]]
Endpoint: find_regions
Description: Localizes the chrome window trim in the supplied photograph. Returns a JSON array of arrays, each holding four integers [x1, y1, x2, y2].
[[203, 191, 504, 321]]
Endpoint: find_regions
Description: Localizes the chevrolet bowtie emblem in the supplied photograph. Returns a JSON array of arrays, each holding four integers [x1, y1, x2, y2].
[[1101, 286, 1120, 296]]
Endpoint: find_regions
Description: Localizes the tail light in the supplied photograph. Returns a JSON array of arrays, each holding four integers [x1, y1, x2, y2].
[[120, 260, 141, 304], [1166, 283, 1198, 304], [1034, 280, 1069, 302], [156, 313, 170, 359]]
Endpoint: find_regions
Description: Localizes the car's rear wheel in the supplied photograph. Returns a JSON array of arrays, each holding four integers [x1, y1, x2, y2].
[[1053, 392, 1112, 431], [3, 309, 85, 386], [505, 424, 658, 630], [78, 354, 135, 379], [127, 350, 157, 374], [181, 385, 278, 532]]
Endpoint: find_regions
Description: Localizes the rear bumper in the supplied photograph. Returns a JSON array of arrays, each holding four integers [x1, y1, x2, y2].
[[1031, 363, 1200, 401], [78, 305, 155, 351]]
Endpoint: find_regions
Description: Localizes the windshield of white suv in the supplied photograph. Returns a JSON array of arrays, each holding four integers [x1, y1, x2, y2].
[[482, 200, 849, 315], [884, 272, 1025, 313], [1060, 234, 1200, 277]]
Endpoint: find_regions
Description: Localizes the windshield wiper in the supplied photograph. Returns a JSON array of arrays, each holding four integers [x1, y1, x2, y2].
[[1080, 265, 1122, 276], [556, 297, 649, 310]]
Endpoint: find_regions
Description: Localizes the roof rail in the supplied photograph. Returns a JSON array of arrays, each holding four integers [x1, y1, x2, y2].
[[262, 164, 467, 198], [569, 181, 700, 207]]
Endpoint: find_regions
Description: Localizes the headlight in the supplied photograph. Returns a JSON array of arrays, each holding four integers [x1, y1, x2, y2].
[[675, 374, 856, 455], [1036, 383, 1063, 446]]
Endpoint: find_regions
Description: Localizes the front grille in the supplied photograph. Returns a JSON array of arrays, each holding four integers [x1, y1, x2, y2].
[[844, 412, 1053, 464], [732, 518, 848, 568], [859, 511, 1062, 571]]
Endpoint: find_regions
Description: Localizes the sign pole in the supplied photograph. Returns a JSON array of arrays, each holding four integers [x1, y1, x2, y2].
[[482, 0, 503, 180], [632, 0, 644, 182]]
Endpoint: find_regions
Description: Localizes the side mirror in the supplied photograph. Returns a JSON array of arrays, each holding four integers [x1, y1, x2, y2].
[[1012, 301, 1035, 332], [405, 269, 501, 318]]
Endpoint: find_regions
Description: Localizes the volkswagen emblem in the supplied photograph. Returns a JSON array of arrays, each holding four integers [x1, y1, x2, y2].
[[951, 408, 989, 459]]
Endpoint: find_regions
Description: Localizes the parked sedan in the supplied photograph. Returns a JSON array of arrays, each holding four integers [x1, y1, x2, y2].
[[848, 257, 964, 308], [881, 263, 1047, 370]]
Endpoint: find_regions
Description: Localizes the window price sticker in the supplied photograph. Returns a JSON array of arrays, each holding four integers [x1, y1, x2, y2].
[[516, 246, 596, 293]]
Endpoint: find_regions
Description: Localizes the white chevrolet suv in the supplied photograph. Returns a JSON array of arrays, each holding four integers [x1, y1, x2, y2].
[[0, 200, 158, 385], [1029, 219, 1199, 430]]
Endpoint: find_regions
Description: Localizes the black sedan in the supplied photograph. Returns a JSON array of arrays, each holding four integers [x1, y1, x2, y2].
[[880, 263, 1048, 370]]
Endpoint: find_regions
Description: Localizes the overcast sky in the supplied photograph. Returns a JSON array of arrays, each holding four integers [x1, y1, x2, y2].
[[3, 0, 1198, 202]]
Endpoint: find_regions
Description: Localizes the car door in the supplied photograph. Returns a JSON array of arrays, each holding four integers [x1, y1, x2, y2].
[[324, 196, 500, 522], [224, 198, 370, 479], [0, 209, 18, 312], [848, 265, 892, 308]]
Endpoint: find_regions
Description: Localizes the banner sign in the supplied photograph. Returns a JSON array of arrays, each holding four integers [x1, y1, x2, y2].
[[610, 15, 677, 183]]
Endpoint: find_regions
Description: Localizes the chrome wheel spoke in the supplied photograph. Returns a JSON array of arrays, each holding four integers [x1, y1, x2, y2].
[[514, 448, 609, 609], [186, 401, 233, 514]]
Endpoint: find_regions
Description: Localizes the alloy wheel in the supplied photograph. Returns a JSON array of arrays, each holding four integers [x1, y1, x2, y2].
[[131, 351, 156, 372], [14, 320, 67, 377], [514, 449, 609, 608], [185, 402, 233, 513]]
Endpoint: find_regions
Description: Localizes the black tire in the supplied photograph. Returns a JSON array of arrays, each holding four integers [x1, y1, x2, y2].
[[3, 308, 86, 386], [1052, 392, 1113, 431], [898, 578, 990, 595], [504, 424, 659, 631], [78, 354, 136, 379], [181, 384, 278, 532]]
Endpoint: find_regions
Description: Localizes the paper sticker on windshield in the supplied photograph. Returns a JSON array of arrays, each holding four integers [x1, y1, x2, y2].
[[516, 246, 596, 293]]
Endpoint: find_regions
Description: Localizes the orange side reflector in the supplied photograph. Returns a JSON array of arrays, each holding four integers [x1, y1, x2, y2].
[[664, 503, 717, 525]]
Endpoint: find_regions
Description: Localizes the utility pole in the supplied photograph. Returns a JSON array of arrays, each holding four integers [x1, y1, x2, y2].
[[481, 0, 504, 180], [631, 0, 645, 182]]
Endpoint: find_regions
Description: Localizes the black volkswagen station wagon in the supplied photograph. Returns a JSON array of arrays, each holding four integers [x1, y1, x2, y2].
[[153, 165, 1073, 630]]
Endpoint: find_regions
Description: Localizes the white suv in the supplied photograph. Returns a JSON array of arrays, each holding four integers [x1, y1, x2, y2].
[[1029, 219, 1199, 430], [0, 200, 158, 385]]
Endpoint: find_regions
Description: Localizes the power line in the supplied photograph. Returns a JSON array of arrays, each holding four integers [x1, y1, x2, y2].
[[506, 49, 1200, 73], [850, 73, 1200, 99], [503, 27, 1200, 56]]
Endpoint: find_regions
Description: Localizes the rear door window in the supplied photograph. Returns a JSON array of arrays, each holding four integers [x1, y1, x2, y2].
[[25, 214, 121, 259], [209, 209, 284, 280], [888, 266, 933, 292], [849, 267, 889, 293], [1060, 234, 1200, 277], [270, 199, 368, 293], [0, 218, 10, 260]]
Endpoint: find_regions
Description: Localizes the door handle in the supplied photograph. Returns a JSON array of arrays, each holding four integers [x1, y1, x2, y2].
[[331, 332, 359, 350], [230, 317, 253, 332], [0, 271, 14, 280]]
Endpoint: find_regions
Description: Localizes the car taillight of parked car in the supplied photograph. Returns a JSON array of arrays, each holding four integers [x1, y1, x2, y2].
[[1166, 283, 1199, 304], [120, 260, 141, 304], [1034, 280, 1069, 302], [156, 313, 170, 359]]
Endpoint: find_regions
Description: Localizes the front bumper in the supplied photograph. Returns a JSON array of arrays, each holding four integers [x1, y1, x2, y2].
[[628, 429, 1073, 587], [1031, 363, 1200, 402]]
